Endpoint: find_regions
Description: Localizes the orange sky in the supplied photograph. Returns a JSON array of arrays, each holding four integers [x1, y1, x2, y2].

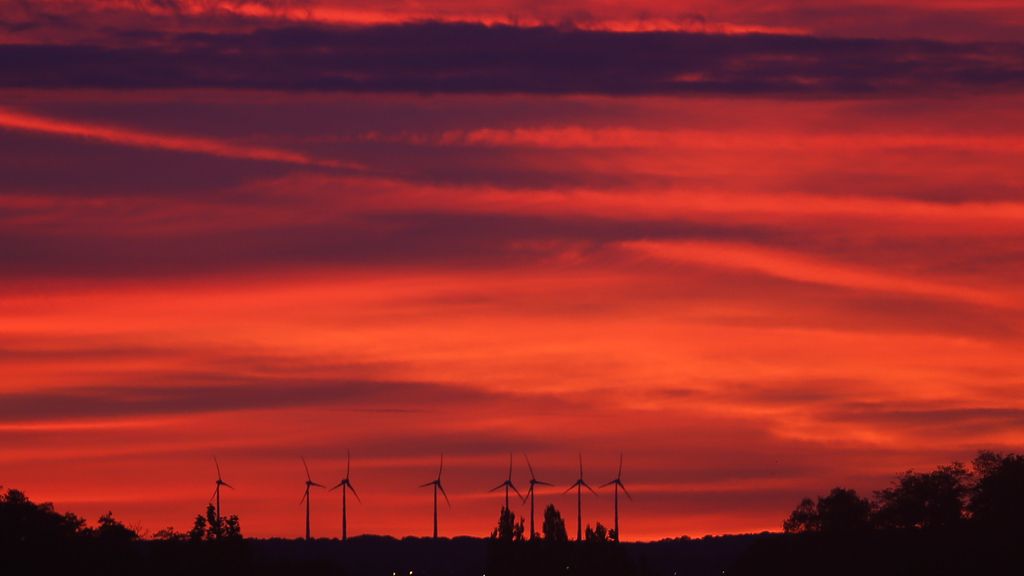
[[1, 2, 1024, 542]]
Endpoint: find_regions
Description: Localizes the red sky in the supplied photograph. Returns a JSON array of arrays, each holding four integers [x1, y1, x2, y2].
[[1, 1, 1023, 542]]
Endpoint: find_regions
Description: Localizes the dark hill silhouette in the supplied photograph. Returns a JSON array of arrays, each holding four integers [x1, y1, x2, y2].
[[3, 449, 1023, 575]]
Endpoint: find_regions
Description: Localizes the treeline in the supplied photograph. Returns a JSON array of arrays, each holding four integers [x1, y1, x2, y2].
[[484, 504, 640, 575], [731, 450, 1024, 576], [781, 451, 1023, 534], [0, 490, 327, 575], [3, 450, 1022, 575]]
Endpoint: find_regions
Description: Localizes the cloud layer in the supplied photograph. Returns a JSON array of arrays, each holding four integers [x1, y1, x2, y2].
[[4, 22, 1024, 95], [2, 3, 1024, 542]]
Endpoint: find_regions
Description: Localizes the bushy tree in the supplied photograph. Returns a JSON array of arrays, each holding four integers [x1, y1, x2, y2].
[[873, 464, 968, 530], [490, 506, 525, 543], [153, 526, 185, 542], [189, 504, 242, 542], [969, 451, 1024, 532], [783, 498, 819, 533], [94, 511, 139, 544], [0, 488, 85, 546], [585, 522, 610, 543], [783, 488, 872, 534], [542, 504, 568, 543]]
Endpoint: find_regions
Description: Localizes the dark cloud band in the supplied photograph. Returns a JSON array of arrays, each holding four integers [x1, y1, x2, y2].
[[4, 22, 1024, 95]]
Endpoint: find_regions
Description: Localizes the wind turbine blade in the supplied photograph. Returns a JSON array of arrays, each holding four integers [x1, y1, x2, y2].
[[347, 449, 352, 478], [348, 483, 362, 503], [300, 488, 308, 504], [507, 452, 513, 481], [329, 482, 344, 491], [583, 481, 598, 496], [621, 482, 633, 501], [311, 481, 326, 489], [302, 457, 312, 482], [210, 486, 218, 503], [510, 483, 523, 500], [599, 480, 616, 488], [214, 456, 222, 481], [489, 483, 506, 493], [523, 453, 536, 480], [618, 453, 623, 479], [419, 481, 435, 488], [579, 453, 583, 478], [438, 453, 444, 479], [438, 482, 451, 508], [563, 482, 578, 495], [536, 480, 553, 487], [222, 481, 234, 490]]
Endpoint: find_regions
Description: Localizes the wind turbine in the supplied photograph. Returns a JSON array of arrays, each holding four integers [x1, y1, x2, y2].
[[600, 453, 632, 542], [522, 453, 552, 540], [329, 450, 361, 541], [211, 456, 233, 523], [563, 453, 597, 541], [419, 454, 450, 538], [300, 457, 325, 541], [489, 452, 523, 510]]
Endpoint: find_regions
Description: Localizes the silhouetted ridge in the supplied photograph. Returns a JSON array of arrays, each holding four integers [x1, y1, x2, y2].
[[2, 449, 1022, 575]]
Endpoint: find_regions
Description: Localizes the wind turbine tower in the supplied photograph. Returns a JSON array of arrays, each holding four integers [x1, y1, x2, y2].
[[600, 453, 633, 542], [211, 457, 233, 522], [300, 457, 325, 541], [419, 454, 450, 538], [329, 450, 361, 541], [523, 453, 552, 540], [564, 453, 597, 541]]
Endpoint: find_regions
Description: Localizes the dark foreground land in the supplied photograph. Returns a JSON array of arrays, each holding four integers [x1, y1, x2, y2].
[[4, 450, 1023, 575], [3, 525, 760, 576], [5, 526, 1023, 576]]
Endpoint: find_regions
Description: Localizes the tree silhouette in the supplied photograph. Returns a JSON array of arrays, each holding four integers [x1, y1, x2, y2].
[[490, 506, 525, 543], [873, 464, 968, 530], [94, 511, 138, 544], [542, 503, 568, 543], [969, 451, 1024, 532], [783, 498, 818, 533], [585, 522, 610, 543], [189, 503, 242, 542], [153, 526, 185, 542], [0, 488, 84, 547], [783, 487, 872, 534]]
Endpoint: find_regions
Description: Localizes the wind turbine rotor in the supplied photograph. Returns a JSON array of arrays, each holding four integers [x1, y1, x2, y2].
[[438, 482, 451, 508], [347, 481, 362, 503]]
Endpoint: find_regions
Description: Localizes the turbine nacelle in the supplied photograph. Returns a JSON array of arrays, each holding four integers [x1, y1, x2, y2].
[[210, 457, 234, 507], [420, 454, 451, 508], [600, 453, 633, 500], [490, 453, 523, 503], [564, 453, 598, 496], [522, 453, 552, 502], [300, 457, 325, 503], [330, 451, 362, 502]]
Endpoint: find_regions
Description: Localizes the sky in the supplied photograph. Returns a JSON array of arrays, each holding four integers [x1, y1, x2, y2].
[[1, 0, 1024, 542]]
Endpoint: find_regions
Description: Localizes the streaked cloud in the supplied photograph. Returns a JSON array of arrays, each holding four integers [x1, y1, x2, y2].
[[0, 106, 348, 167], [622, 240, 1014, 308]]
